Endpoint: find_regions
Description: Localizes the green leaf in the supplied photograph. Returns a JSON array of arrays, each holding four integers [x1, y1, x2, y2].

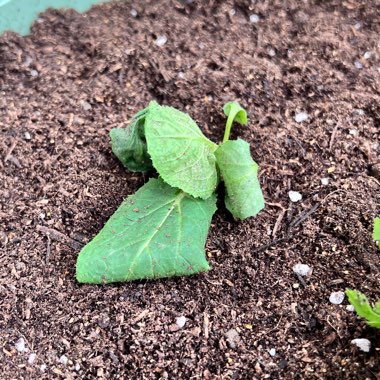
[[223, 102, 248, 125], [222, 102, 248, 143], [215, 139, 264, 220], [144, 101, 218, 199], [346, 289, 380, 329], [373, 217, 380, 248], [109, 108, 153, 172], [76, 178, 217, 284]]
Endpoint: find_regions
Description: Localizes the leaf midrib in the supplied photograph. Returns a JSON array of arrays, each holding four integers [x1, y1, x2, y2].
[[128, 191, 186, 276]]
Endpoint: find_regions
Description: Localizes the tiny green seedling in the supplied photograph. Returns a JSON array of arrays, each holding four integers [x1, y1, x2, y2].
[[373, 217, 380, 249], [223, 101, 248, 143], [345, 218, 380, 329], [346, 289, 380, 329], [76, 101, 264, 284]]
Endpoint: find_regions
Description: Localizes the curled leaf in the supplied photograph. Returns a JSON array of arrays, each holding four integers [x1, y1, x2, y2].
[[222, 102, 248, 142], [144, 101, 218, 199], [76, 178, 217, 284], [223, 102, 248, 126], [215, 139, 264, 220], [110, 108, 152, 172]]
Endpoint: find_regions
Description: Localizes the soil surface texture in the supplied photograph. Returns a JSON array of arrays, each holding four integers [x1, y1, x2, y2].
[[1, 1, 379, 379]]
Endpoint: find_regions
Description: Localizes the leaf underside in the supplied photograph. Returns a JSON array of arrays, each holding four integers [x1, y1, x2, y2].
[[145, 101, 218, 199], [76, 178, 217, 284], [346, 289, 380, 329], [110, 110, 152, 172], [215, 139, 264, 220]]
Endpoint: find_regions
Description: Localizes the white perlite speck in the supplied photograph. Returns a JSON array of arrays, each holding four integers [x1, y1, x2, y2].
[[40, 364, 47, 372], [155, 35, 167, 47], [268, 348, 276, 357], [225, 329, 240, 349], [321, 177, 329, 186], [80, 100, 92, 111], [354, 60, 363, 69], [24, 56, 33, 66], [293, 263, 311, 276], [329, 291, 345, 305], [24, 131, 32, 140], [295, 112, 309, 123], [130, 9, 137, 17], [59, 355, 68, 365], [288, 191, 302, 203], [28, 353, 37, 365], [364, 51, 372, 60], [351, 338, 371, 352], [354, 108, 365, 115], [176, 316, 187, 328], [30, 70, 39, 77], [346, 305, 355, 312], [15, 338, 26, 352], [349, 129, 358, 136], [249, 14, 260, 23]]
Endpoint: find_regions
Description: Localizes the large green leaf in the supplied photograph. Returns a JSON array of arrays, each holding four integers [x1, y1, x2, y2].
[[76, 178, 216, 284], [144, 101, 218, 199], [215, 139, 264, 220], [346, 289, 380, 329], [109, 108, 152, 172]]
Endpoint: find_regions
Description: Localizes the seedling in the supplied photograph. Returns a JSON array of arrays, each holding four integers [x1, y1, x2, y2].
[[222, 101, 248, 143], [373, 217, 380, 249], [346, 289, 380, 329], [345, 219, 380, 329], [76, 101, 264, 284]]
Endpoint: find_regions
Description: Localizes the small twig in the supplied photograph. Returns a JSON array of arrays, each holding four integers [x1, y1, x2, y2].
[[4, 140, 17, 162], [203, 312, 209, 340], [272, 209, 286, 237], [7, 155, 22, 168], [252, 235, 292, 254], [321, 189, 346, 204], [290, 203, 320, 228], [329, 122, 340, 151], [130, 309, 150, 324], [255, 313, 284, 338], [266, 202, 286, 210], [45, 235, 51, 264], [36, 225, 83, 250], [0, 231, 8, 246], [295, 272, 307, 288], [253, 203, 320, 254]]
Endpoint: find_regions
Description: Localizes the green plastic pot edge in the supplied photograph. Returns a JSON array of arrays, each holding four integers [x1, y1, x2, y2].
[[0, 0, 110, 36]]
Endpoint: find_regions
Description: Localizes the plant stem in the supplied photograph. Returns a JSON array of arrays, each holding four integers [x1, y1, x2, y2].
[[222, 112, 235, 143]]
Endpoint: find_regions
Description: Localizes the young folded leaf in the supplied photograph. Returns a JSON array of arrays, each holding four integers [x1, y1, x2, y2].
[[144, 101, 218, 199], [110, 108, 152, 172], [76, 178, 216, 284], [373, 217, 380, 248], [215, 139, 264, 220], [346, 289, 380, 329], [222, 102, 248, 143]]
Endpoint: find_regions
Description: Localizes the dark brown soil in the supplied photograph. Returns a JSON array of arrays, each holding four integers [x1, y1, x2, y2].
[[1, 1, 379, 378]]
